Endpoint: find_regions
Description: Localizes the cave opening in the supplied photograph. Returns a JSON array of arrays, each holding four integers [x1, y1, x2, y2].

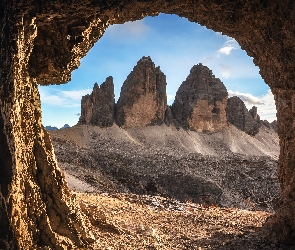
[[40, 14, 279, 212], [39, 14, 276, 129], [2, 1, 295, 247]]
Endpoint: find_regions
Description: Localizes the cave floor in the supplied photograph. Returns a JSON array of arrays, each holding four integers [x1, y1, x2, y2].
[[76, 192, 290, 250]]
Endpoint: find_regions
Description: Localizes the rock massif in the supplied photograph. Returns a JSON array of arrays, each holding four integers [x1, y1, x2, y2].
[[79, 58, 276, 137], [227, 96, 260, 135], [172, 64, 228, 132], [116, 56, 167, 128], [78, 76, 115, 127]]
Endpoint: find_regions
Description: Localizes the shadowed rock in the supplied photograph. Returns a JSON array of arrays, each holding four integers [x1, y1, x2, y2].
[[78, 76, 115, 127], [172, 64, 228, 132], [227, 96, 259, 135], [271, 120, 278, 133]]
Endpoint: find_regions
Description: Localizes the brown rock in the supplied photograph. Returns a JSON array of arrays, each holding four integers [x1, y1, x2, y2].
[[271, 120, 278, 133], [164, 106, 174, 127], [227, 97, 259, 135], [260, 119, 271, 129], [78, 77, 115, 127], [172, 64, 228, 132], [116, 56, 167, 128], [2, 0, 295, 247], [249, 106, 260, 123]]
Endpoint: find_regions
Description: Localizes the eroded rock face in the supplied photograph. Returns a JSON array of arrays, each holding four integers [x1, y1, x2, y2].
[[271, 120, 278, 133], [249, 106, 260, 123], [78, 76, 115, 127], [227, 97, 259, 135], [172, 64, 228, 132], [2, 0, 295, 247], [116, 56, 167, 128]]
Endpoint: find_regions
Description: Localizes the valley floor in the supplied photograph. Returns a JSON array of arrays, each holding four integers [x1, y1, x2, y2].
[[48, 124, 288, 249]]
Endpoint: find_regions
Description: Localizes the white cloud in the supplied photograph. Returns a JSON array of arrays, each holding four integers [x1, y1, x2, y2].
[[256, 90, 277, 122], [167, 94, 175, 104], [228, 90, 264, 105], [228, 89, 277, 122], [39, 87, 91, 108], [61, 89, 91, 100], [218, 46, 236, 55], [217, 37, 239, 56], [107, 20, 150, 40]]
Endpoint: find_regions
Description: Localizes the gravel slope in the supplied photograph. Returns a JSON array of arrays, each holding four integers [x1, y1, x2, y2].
[[49, 124, 279, 211]]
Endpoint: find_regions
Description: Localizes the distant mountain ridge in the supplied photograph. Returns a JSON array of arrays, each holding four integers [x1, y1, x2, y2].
[[78, 56, 276, 135], [45, 124, 70, 131]]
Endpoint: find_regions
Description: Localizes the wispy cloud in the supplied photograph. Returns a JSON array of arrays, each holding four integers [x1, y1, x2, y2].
[[39, 87, 91, 108], [217, 38, 239, 56], [228, 89, 277, 122], [218, 64, 232, 79], [228, 90, 264, 105], [256, 90, 277, 122], [107, 20, 150, 41]]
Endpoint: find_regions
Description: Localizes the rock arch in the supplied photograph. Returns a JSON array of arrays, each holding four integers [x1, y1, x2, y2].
[[1, 0, 295, 248]]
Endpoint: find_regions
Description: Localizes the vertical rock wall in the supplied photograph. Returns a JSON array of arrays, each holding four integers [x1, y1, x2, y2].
[[116, 56, 167, 128], [227, 96, 259, 135], [263, 89, 295, 245], [172, 64, 228, 132], [0, 8, 92, 250], [78, 76, 115, 127]]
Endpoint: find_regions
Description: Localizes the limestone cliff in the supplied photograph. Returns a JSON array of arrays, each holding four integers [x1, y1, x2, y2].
[[227, 97, 259, 135], [172, 64, 228, 132], [116, 56, 167, 128], [78, 76, 115, 127]]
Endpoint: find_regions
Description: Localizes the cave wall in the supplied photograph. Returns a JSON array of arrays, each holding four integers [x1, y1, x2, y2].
[[1, 0, 295, 247]]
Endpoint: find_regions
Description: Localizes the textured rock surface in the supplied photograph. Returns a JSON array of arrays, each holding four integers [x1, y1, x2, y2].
[[2, 0, 295, 247], [249, 106, 261, 124], [271, 120, 278, 133], [116, 56, 167, 128], [50, 124, 280, 211], [227, 97, 260, 135], [78, 77, 115, 127], [172, 64, 228, 132]]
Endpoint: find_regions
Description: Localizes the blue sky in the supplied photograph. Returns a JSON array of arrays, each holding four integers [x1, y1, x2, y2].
[[39, 14, 276, 128]]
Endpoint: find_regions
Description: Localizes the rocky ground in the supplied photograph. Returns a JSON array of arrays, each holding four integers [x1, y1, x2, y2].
[[50, 124, 279, 212], [47, 123, 290, 249], [77, 192, 293, 249]]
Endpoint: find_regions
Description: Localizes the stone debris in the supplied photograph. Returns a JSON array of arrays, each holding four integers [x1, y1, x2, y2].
[[50, 124, 280, 213], [76, 192, 293, 249]]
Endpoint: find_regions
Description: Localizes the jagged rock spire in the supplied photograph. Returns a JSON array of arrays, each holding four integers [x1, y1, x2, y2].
[[78, 76, 115, 127], [116, 56, 167, 128]]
